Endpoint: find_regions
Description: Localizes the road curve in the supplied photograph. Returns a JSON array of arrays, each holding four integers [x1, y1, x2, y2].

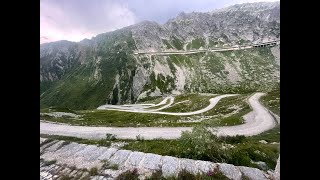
[[96, 94, 237, 116], [214, 92, 276, 136], [97, 96, 172, 110], [40, 93, 277, 139]]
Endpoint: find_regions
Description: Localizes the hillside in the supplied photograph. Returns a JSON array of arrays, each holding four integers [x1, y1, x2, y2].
[[40, 1, 280, 110]]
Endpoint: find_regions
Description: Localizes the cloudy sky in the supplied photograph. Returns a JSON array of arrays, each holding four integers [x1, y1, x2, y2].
[[40, 0, 279, 44]]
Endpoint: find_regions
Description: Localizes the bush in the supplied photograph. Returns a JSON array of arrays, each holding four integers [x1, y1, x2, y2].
[[146, 170, 165, 180], [97, 139, 111, 147], [115, 169, 139, 180], [179, 126, 229, 162], [221, 135, 246, 144], [89, 167, 98, 176], [175, 169, 229, 180], [106, 133, 117, 140]]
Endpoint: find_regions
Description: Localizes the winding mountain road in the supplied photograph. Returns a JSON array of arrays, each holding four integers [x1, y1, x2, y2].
[[40, 93, 277, 140], [96, 94, 237, 116]]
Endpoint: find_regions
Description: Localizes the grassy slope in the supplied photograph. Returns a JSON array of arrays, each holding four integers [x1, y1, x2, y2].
[[260, 88, 280, 116], [40, 31, 137, 110]]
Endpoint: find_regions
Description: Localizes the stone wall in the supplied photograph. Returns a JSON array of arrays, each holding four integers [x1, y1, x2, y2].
[[40, 138, 279, 180]]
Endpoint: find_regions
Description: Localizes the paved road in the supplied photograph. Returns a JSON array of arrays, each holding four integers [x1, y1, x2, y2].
[[40, 93, 277, 139], [133, 40, 280, 55], [215, 93, 276, 136], [97, 96, 172, 110], [96, 94, 237, 116], [134, 46, 251, 55]]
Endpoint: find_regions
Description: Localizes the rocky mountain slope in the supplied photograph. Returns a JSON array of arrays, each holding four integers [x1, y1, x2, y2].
[[40, 1, 280, 109]]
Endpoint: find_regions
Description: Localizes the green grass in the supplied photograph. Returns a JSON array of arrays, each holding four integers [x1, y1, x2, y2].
[[136, 96, 163, 104], [247, 125, 280, 143], [200, 94, 251, 127], [188, 38, 206, 50], [89, 167, 98, 176], [170, 36, 184, 50], [162, 39, 174, 49], [40, 134, 112, 147], [260, 88, 280, 116], [116, 169, 139, 180], [164, 94, 216, 113], [43, 159, 57, 166], [123, 126, 279, 170], [146, 169, 229, 180]]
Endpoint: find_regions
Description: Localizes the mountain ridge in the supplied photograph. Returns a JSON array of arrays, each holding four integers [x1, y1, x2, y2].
[[40, 1, 280, 109]]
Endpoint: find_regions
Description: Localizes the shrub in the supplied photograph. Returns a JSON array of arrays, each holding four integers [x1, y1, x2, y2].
[[136, 134, 145, 141], [179, 126, 229, 162], [221, 135, 246, 144], [106, 133, 117, 140], [146, 170, 165, 180], [115, 168, 139, 180], [89, 167, 98, 176]]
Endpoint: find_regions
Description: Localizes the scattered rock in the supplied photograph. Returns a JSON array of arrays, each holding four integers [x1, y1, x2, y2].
[[259, 140, 268, 144], [217, 163, 242, 180], [251, 160, 268, 171], [239, 166, 268, 180]]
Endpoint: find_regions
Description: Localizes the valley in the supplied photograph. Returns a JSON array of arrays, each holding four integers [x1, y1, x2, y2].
[[40, 1, 280, 179]]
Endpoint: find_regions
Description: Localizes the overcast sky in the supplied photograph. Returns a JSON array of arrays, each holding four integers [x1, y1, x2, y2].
[[40, 0, 279, 44]]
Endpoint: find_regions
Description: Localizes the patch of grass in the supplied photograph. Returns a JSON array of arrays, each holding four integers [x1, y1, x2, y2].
[[169, 169, 229, 180], [89, 167, 98, 176], [59, 175, 72, 180], [40, 139, 54, 147], [220, 135, 246, 144], [40, 134, 111, 147], [260, 88, 280, 116], [44, 159, 56, 166], [101, 160, 119, 170], [188, 38, 206, 49], [124, 126, 279, 170], [146, 170, 165, 180], [176, 169, 196, 179], [170, 36, 183, 50], [115, 168, 139, 180], [164, 94, 216, 113], [162, 39, 173, 49], [200, 94, 251, 127], [241, 175, 250, 180], [247, 125, 280, 143], [137, 96, 163, 104], [123, 139, 184, 157], [41, 108, 197, 127], [109, 164, 119, 170]]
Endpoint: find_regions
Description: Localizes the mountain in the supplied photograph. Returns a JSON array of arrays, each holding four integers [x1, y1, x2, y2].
[[40, 1, 280, 109]]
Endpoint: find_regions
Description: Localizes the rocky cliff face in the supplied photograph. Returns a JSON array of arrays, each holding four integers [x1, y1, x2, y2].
[[40, 1, 280, 109]]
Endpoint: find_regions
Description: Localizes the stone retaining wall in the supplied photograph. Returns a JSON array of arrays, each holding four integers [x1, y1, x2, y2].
[[40, 138, 278, 179]]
